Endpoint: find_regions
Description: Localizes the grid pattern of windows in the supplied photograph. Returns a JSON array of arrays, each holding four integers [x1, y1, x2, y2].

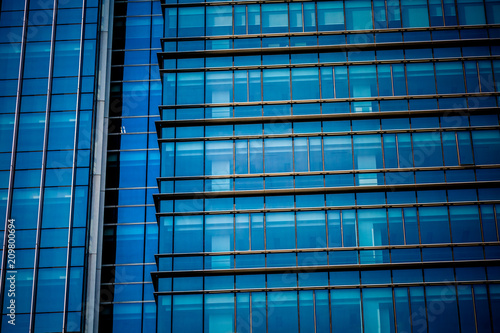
[[98, 0, 162, 332], [156, 0, 500, 333], [0, 0, 100, 332]]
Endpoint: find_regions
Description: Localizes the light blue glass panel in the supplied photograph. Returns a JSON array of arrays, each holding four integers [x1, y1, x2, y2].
[[205, 141, 233, 179], [324, 136, 353, 171], [263, 69, 290, 101], [175, 142, 203, 176], [206, 71, 233, 104], [205, 215, 233, 253], [206, 6, 232, 36], [113, 303, 142, 333], [363, 288, 395, 333], [177, 73, 204, 105], [350, 65, 377, 98], [331, 289, 362, 333], [292, 68, 319, 100], [264, 138, 292, 173], [266, 212, 295, 249], [358, 209, 388, 246], [297, 211, 326, 248], [204, 294, 234, 333], [268, 291, 298, 333], [345, 1, 373, 30], [353, 135, 383, 171], [174, 216, 203, 253], [178, 7, 204, 37], [262, 4, 288, 33], [318, 2, 344, 31], [173, 295, 202, 333]]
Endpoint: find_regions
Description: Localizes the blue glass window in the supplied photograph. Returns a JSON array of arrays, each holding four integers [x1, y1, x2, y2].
[[318, 2, 344, 31], [266, 212, 295, 250], [331, 289, 362, 333], [345, 1, 373, 30]]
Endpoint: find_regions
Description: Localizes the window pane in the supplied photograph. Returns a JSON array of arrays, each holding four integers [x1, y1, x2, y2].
[[263, 69, 290, 101], [297, 211, 326, 248], [264, 138, 292, 173], [345, 1, 373, 30], [318, 2, 344, 31], [331, 289, 362, 333], [206, 6, 232, 36], [435, 62, 465, 94], [266, 212, 295, 250], [407, 63, 436, 95], [178, 7, 204, 37], [363, 288, 395, 333], [402, 0, 430, 27], [292, 68, 319, 100], [262, 4, 288, 33]]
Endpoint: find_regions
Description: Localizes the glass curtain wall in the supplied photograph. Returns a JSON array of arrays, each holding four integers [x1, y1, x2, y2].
[[98, 0, 162, 332], [0, 0, 100, 332], [155, 1, 500, 333]]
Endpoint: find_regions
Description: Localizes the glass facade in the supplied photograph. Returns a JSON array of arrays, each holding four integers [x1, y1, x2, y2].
[[155, 1, 500, 333], [98, 0, 161, 332], [0, 0, 101, 332]]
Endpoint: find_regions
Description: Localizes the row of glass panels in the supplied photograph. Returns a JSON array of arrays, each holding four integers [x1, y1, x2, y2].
[[164, 0, 500, 38], [160, 130, 500, 177], [158, 205, 499, 253], [163, 60, 500, 105], [157, 284, 500, 333], [157, 245, 500, 271]]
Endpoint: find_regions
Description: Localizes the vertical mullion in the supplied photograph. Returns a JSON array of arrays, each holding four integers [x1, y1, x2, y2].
[[30, 0, 59, 331], [0, 0, 31, 327], [62, 1, 88, 331]]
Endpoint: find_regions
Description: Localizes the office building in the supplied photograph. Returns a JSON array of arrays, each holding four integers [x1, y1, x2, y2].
[[0, 0, 103, 332], [2, 0, 500, 333], [153, 1, 500, 333]]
